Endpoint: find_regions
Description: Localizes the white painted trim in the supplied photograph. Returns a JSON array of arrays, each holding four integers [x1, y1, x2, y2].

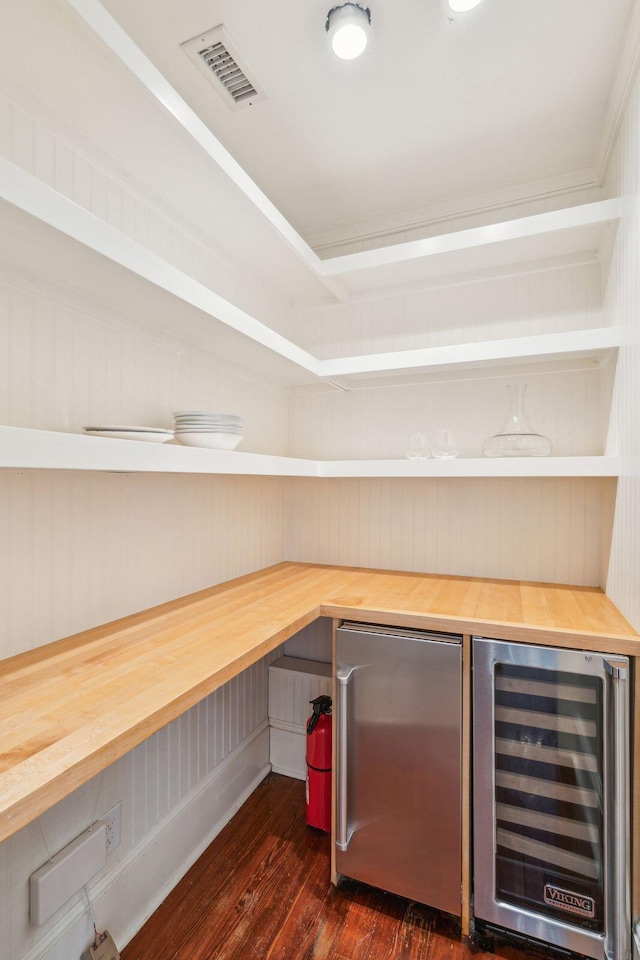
[[24, 723, 271, 960], [64, 0, 322, 277], [317, 328, 620, 378], [307, 171, 601, 254], [270, 762, 305, 781], [320, 199, 621, 276], [0, 428, 620, 479], [595, 0, 640, 180]]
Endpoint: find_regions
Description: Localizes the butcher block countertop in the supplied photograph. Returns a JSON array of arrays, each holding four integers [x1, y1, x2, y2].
[[0, 561, 637, 844]]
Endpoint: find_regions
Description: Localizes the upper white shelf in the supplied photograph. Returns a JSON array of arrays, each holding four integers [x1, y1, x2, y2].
[[320, 327, 620, 381], [0, 427, 620, 479], [0, 156, 622, 386], [321, 199, 621, 295]]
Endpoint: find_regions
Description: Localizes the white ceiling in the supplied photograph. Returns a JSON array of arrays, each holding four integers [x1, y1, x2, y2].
[[99, 0, 634, 245]]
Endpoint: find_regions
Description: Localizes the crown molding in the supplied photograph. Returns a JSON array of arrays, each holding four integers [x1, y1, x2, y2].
[[307, 166, 601, 256], [594, 0, 640, 181]]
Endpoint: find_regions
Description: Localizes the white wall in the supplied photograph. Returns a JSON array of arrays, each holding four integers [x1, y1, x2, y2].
[[284, 260, 603, 358], [289, 367, 612, 461], [0, 250, 289, 958], [0, 256, 289, 657], [603, 68, 640, 631], [0, 260, 288, 457], [286, 477, 615, 587]]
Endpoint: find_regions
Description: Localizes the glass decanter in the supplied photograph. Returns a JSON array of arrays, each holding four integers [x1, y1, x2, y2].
[[483, 383, 552, 457]]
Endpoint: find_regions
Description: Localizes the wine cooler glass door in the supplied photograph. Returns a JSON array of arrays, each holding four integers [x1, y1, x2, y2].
[[473, 638, 630, 960]]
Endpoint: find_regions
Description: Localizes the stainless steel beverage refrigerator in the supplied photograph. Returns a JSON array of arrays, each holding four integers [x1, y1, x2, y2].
[[473, 638, 630, 960]]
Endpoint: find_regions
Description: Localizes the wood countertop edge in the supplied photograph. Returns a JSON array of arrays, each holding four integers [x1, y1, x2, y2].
[[320, 604, 640, 654], [0, 604, 322, 843], [0, 561, 637, 845]]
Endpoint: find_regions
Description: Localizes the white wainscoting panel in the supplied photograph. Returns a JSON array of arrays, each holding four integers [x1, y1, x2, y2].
[[289, 368, 612, 461], [285, 477, 616, 587], [602, 66, 640, 631], [0, 658, 279, 960]]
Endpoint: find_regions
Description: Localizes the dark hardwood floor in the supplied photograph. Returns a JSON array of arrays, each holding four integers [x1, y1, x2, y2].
[[121, 773, 553, 960]]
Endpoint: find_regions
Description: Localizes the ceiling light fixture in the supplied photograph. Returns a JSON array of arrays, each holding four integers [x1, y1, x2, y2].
[[448, 0, 484, 11], [326, 4, 372, 60]]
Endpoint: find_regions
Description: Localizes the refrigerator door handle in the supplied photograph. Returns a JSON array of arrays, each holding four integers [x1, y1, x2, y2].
[[336, 665, 356, 852], [604, 658, 631, 960]]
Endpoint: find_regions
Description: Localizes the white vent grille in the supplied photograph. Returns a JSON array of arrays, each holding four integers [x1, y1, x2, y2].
[[181, 26, 265, 110]]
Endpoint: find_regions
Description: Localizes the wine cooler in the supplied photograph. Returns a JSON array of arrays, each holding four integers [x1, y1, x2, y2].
[[473, 638, 630, 960]]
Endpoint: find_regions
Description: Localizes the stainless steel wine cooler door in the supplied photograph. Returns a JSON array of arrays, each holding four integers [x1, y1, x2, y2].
[[473, 638, 630, 960]]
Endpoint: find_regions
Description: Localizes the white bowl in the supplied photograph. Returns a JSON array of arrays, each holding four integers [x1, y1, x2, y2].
[[175, 432, 243, 450]]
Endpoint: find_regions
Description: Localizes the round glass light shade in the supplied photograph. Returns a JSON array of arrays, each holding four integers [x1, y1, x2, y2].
[[448, 0, 483, 10], [327, 5, 371, 60]]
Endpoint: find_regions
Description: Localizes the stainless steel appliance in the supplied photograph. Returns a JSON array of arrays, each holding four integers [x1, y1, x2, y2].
[[473, 637, 630, 960], [335, 621, 462, 914]]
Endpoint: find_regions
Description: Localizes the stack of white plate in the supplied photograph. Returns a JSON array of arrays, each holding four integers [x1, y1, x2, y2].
[[173, 411, 244, 450], [84, 426, 174, 443]]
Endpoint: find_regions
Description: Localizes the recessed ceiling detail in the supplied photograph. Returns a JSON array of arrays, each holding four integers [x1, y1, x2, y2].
[[181, 25, 265, 110]]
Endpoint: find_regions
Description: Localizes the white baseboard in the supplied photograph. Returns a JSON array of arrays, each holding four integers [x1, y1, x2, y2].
[[27, 722, 271, 960]]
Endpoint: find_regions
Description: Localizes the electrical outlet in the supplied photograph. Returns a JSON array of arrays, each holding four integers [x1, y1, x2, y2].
[[100, 802, 121, 854]]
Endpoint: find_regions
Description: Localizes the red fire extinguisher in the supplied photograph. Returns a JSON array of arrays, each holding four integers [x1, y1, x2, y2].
[[306, 694, 332, 832]]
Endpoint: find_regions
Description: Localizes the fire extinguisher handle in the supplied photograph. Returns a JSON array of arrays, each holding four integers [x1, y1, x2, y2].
[[306, 694, 332, 735], [336, 666, 356, 852]]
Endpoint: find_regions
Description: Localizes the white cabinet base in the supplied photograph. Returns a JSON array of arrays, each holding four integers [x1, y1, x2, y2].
[[268, 656, 331, 781]]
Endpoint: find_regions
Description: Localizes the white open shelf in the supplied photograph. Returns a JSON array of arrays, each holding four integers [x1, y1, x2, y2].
[[321, 327, 620, 381], [321, 199, 621, 295], [0, 156, 622, 388], [0, 427, 620, 479], [319, 457, 620, 479]]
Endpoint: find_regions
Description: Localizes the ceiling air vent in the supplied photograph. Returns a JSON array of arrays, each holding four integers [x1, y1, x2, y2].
[[181, 26, 266, 110]]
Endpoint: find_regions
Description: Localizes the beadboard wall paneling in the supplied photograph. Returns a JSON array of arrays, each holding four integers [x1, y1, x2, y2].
[[286, 477, 616, 587], [0, 470, 286, 659], [0, 259, 289, 454], [283, 261, 603, 359], [0, 653, 279, 960], [602, 66, 640, 630], [288, 368, 611, 460], [0, 88, 292, 337]]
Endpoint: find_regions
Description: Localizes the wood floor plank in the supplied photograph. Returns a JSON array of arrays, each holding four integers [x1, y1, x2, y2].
[[121, 774, 555, 960]]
